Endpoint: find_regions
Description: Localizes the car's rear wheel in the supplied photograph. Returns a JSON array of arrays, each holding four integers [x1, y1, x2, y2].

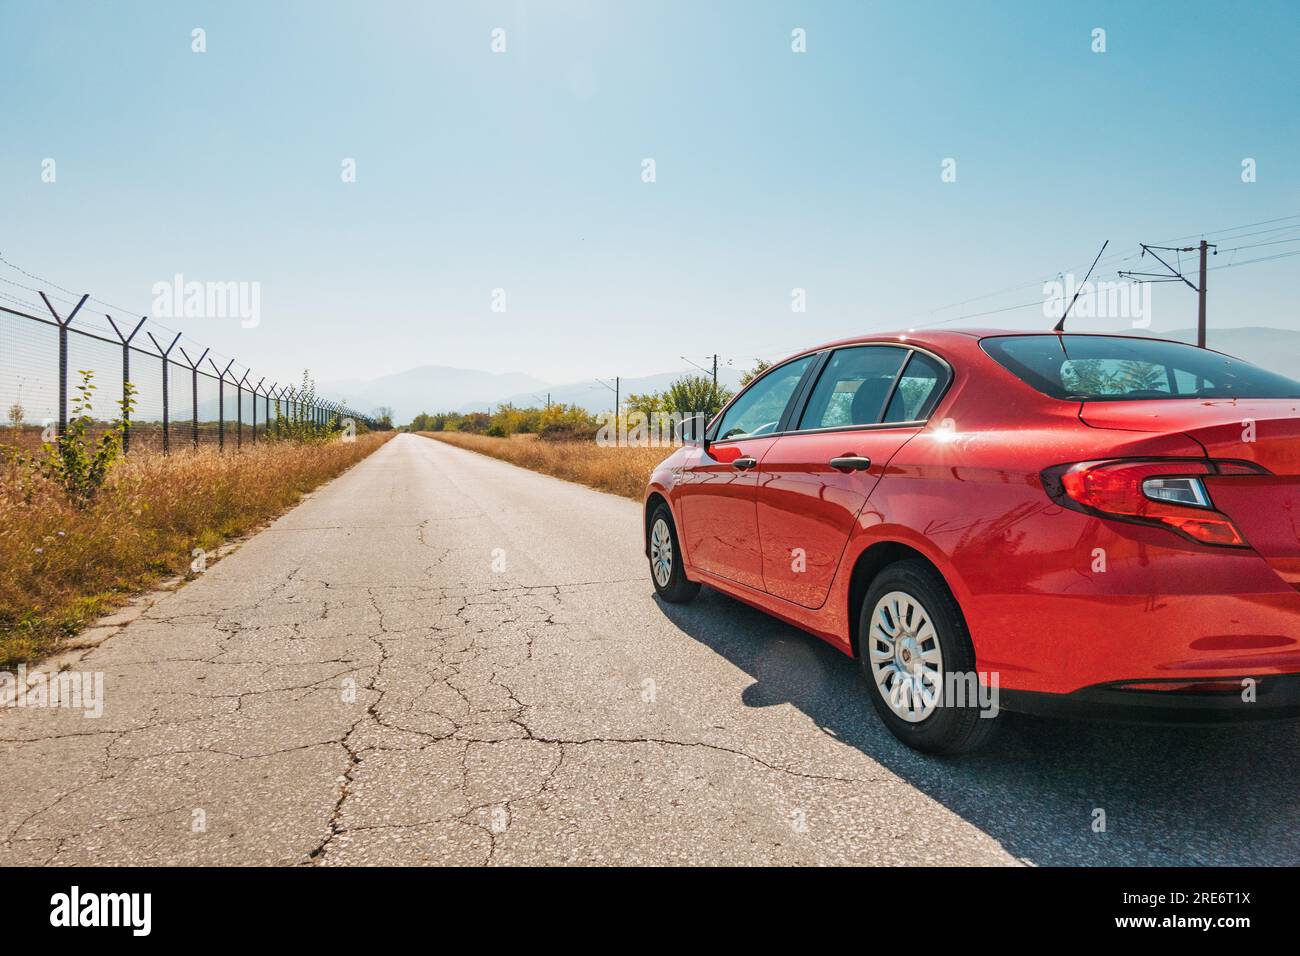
[[859, 560, 996, 755], [648, 505, 700, 603]]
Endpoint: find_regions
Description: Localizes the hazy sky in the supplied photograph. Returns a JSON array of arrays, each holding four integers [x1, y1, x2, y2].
[[2, 0, 1297, 387]]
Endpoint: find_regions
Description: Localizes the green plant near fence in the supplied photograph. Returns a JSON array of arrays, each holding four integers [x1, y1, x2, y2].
[[15, 369, 136, 502]]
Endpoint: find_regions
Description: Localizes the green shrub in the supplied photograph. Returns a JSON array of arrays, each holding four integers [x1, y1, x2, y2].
[[19, 370, 134, 503]]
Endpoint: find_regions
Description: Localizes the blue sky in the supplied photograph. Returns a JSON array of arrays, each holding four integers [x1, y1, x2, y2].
[[2, 0, 1297, 387]]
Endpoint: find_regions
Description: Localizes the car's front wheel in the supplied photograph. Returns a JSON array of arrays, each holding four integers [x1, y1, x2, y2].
[[648, 505, 700, 603], [859, 560, 996, 755]]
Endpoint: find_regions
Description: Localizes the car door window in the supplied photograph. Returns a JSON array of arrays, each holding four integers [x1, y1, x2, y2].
[[883, 352, 948, 422], [712, 356, 814, 441], [797, 346, 909, 430]]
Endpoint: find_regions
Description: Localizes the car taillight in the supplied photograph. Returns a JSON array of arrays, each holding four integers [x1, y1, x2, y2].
[[1041, 458, 1264, 548]]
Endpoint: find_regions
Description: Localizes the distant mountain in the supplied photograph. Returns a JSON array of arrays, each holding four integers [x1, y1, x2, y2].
[[317, 365, 548, 423], [472, 367, 747, 416], [1138, 326, 1300, 376], [318, 365, 747, 423]]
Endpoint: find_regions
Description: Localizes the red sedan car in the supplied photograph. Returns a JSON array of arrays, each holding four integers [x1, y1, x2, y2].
[[643, 330, 1300, 753]]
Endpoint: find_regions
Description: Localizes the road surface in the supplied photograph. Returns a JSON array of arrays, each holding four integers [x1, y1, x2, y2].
[[2, 434, 1297, 865]]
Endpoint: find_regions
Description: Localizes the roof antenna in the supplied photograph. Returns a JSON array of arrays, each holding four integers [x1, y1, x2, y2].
[[1053, 239, 1109, 333]]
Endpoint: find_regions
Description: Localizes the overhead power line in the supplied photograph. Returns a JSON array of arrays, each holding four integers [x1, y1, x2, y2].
[[1120, 241, 1216, 347]]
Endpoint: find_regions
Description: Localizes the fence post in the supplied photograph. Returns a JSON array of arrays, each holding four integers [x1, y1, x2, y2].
[[178, 347, 209, 449], [146, 332, 183, 455], [253, 377, 265, 443], [39, 292, 88, 437], [209, 358, 234, 452], [107, 315, 147, 454], [236, 371, 250, 448]]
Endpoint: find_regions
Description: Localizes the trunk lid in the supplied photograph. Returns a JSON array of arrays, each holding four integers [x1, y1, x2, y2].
[[1079, 398, 1300, 472]]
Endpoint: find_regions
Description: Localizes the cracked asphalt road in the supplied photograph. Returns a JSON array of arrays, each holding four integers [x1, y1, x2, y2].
[[3, 433, 1298, 866]]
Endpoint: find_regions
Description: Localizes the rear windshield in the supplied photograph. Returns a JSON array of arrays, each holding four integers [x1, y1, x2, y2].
[[981, 334, 1300, 401]]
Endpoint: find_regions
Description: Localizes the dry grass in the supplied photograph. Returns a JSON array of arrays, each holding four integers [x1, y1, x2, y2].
[[0, 433, 392, 666], [422, 432, 669, 500]]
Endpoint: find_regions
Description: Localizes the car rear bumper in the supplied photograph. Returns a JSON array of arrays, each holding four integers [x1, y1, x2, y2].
[[998, 673, 1300, 725], [964, 579, 1300, 695]]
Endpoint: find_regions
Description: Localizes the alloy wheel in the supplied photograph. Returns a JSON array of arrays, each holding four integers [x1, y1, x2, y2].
[[867, 590, 945, 723], [650, 517, 673, 587]]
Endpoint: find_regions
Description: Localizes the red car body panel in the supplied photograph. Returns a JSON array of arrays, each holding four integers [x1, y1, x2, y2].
[[675, 436, 778, 590], [645, 329, 1300, 701], [756, 427, 920, 608]]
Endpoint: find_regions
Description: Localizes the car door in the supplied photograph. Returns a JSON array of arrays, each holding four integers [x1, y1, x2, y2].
[[757, 346, 951, 608], [677, 354, 816, 590]]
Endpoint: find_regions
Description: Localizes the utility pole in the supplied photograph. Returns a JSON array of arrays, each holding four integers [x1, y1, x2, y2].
[[1197, 239, 1209, 349], [1119, 240, 1216, 348], [594, 377, 619, 417], [681, 354, 719, 388]]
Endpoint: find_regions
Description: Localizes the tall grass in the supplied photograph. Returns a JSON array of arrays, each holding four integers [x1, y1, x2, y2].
[[422, 431, 669, 500], [0, 433, 391, 666]]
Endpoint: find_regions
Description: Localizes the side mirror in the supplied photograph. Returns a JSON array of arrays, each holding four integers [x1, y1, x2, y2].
[[675, 413, 709, 448]]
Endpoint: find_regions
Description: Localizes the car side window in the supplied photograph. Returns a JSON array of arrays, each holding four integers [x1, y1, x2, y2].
[[883, 352, 948, 422], [712, 356, 814, 441], [797, 346, 909, 430]]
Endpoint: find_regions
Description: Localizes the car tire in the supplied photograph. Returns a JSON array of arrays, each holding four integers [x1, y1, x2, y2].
[[648, 504, 700, 604], [858, 559, 996, 755]]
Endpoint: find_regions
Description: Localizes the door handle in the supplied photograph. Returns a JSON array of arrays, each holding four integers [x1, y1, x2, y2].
[[732, 457, 758, 470], [829, 455, 872, 472]]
